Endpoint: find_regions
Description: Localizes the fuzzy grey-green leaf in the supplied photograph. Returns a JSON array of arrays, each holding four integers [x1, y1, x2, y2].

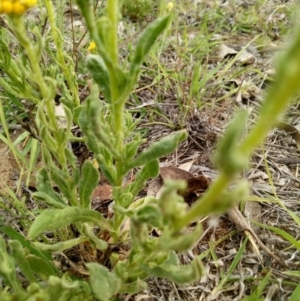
[[129, 130, 187, 169], [87, 263, 121, 301], [87, 55, 111, 102], [127, 160, 159, 201], [28, 207, 113, 239], [130, 15, 171, 83], [79, 160, 99, 208]]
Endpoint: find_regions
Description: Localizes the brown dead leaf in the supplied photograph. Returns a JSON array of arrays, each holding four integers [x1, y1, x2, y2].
[[92, 184, 113, 201], [218, 44, 238, 59], [178, 160, 194, 172], [238, 50, 255, 65], [160, 166, 194, 181], [160, 166, 210, 201], [218, 44, 255, 65]]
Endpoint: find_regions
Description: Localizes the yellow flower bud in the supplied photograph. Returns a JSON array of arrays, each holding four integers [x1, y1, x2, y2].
[[0, 1, 13, 14], [88, 41, 96, 52], [0, 0, 37, 15], [167, 2, 173, 11], [13, 2, 26, 15], [22, 0, 37, 8]]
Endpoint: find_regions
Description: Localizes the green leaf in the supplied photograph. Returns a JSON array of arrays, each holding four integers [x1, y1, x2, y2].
[[290, 284, 300, 301], [160, 223, 202, 252], [36, 168, 66, 206], [33, 236, 88, 252], [28, 207, 113, 239], [0, 38, 11, 69], [49, 166, 78, 206], [79, 91, 120, 159], [65, 147, 81, 190], [119, 279, 147, 294], [82, 227, 108, 251], [126, 160, 159, 203], [134, 204, 163, 228], [130, 15, 171, 84], [214, 110, 249, 176], [9, 240, 39, 283], [0, 224, 53, 262], [283, 270, 300, 278], [141, 256, 204, 284], [287, 209, 300, 228], [87, 263, 121, 301], [129, 130, 187, 169], [240, 271, 271, 301], [253, 222, 300, 250], [46, 275, 89, 301], [0, 237, 23, 291], [87, 55, 111, 102], [124, 135, 145, 163], [40, 126, 58, 153], [79, 160, 100, 209]]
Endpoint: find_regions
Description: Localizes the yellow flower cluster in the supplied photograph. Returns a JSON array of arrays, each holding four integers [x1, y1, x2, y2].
[[0, 0, 37, 16]]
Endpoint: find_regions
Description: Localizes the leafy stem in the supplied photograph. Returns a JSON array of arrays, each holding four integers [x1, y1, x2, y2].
[[43, 0, 80, 107]]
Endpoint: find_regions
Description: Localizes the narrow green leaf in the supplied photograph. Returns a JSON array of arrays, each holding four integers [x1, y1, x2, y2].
[[83, 227, 108, 251], [87, 263, 121, 301], [9, 240, 38, 283], [35, 168, 66, 205], [119, 279, 147, 294], [40, 126, 58, 153], [124, 136, 145, 162], [141, 256, 204, 284], [126, 160, 159, 202], [214, 110, 249, 176], [0, 237, 23, 292], [290, 284, 300, 301], [27, 255, 57, 280], [283, 270, 300, 278], [49, 166, 78, 206], [28, 207, 113, 239], [79, 161, 100, 209], [33, 236, 88, 252], [239, 271, 271, 301], [287, 209, 300, 228], [86, 55, 111, 102], [225, 237, 248, 278], [254, 222, 300, 250], [129, 130, 187, 169], [160, 223, 202, 252], [65, 147, 81, 190], [0, 224, 53, 262], [130, 15, 171, 83]]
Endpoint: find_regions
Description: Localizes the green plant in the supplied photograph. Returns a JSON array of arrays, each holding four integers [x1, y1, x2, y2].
[[121, 0, 156, 21], [0, 0, 300, 300]]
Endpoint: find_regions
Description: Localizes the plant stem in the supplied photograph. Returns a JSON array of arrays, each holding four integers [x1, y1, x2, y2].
[[175, 173, 229, 230], [106, 0, 119, 65], [43, 0, 80, 107], [10, 18, 57, 125]]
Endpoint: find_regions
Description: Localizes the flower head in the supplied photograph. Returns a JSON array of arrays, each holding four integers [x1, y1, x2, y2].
[[88, 41, 96, 52], [0, 0, 37, 16]]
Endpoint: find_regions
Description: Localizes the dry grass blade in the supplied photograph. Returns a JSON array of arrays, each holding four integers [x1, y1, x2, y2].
[[227, 205, 288, 267]]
